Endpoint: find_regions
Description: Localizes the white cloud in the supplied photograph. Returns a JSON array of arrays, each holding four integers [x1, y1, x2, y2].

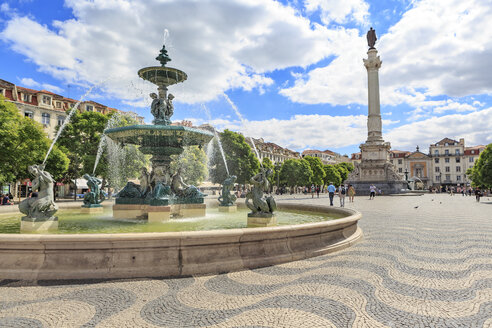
[[281, 0, 492, 112], [0, 0, 334, 104], [433, 100, 476, 114], [305, 0, 370, 25], [18, 77, 64, 93], [387, 107, 492, 151]]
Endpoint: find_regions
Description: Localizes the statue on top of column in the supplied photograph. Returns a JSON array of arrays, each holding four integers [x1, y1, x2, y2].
[[367, 27, 377, 49]]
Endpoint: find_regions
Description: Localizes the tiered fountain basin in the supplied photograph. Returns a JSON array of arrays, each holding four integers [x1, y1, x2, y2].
[[0, 203, 362, 280], [137, 66, 187, 86]]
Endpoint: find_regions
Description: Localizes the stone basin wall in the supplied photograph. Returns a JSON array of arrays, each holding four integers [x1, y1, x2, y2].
[[0, 203, 362, 280]]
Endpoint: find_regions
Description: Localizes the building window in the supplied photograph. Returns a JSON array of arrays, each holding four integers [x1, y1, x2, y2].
[[24, 111, 33, 119], [469, 157, 474, 163], [0, 88, 4, 96], [445, 158, 450, 163], [435, 158, 439, 163], [398, 168, 402, 173], [42, 95, 52, 105], [398, 159, 402, 165], [455, 149, 460, 155], [434, 150, 439, 155], [86, 105, 94, 112], [446, 174, 451, 181], [445, 149, 449, 155], [23, 93, 31, 102], [457, 175, 461, 181], [57, 116, 65, 126], [41, 113, 50, 125], [445, 166, 450, 172], [56, 102, 62, 108], [435, 167, 440, 173], [456, 166, 461, 172], [471, 150, 475, 154], [436, 175, 441, 181], [390, 159, 393, 164], [456, 157, 460, 163]]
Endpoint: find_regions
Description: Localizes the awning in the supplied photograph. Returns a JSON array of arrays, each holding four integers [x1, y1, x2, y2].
[[72, 179, 88, 189]]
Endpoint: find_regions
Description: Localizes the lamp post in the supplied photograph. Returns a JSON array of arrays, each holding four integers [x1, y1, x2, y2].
[[404, 167, 409, 181]]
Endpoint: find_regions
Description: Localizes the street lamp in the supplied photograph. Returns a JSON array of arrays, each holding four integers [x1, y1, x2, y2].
[[404, 167, 409, 181]]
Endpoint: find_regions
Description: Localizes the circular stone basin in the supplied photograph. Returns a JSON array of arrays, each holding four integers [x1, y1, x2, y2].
[[0, 203, 362, 280], [104, 125, 214, 153], [137, 66, 187, 86]]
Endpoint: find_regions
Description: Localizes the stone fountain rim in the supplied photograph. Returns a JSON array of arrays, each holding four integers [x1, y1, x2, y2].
[[104, 124, 214, 137], [137, 66, 187, 79], [0, 203, 362, 280]]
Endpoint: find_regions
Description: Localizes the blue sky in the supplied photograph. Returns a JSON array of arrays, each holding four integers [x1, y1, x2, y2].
[[1, 0, 491, 156]]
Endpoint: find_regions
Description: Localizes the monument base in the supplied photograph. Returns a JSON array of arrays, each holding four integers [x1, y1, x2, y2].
[[21, 216, 58, 232], [247, 213, 276, 227], [346, 180, 408, 196], [148, 206, 171, 223], [218, 205, 237, 212]]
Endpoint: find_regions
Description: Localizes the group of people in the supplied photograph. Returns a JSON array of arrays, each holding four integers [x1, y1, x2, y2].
[[0, 193, 13, 205], [326, 183, 356, 207], [430, 185, 487, 202]]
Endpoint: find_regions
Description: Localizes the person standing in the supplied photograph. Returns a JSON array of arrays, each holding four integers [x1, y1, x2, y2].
[[475, 188, 482, 202], [311, 184, 315, 198], [338, 185, 346, 207], [327, 182, 336, 206], [369, 184, 376, 200], [348, 184, 356, 202], [316, 185, 320, 198]]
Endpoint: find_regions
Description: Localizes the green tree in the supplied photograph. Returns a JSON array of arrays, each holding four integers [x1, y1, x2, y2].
[[303, 156, 325, 186], [323, 164, 342, 187], [209, 129, 260, 185], [334, 163, 349, 182], [469, 144, 492, 188], [279, 158, 313, 188], [337, 162, 354, 172], [171, 146, 208, 186], [0, 97, 69, 184]]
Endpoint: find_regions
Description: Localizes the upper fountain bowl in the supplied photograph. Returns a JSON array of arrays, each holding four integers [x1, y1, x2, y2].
[[138, 66, 187, 87]]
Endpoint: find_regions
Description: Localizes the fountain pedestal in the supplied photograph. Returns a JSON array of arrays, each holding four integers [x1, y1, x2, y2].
[[148, 206, 171, 223], [247, 214, 276, 227], [219, 205, 237, 212], [81, 204, 104, 214], [21, 216, 58, 232]]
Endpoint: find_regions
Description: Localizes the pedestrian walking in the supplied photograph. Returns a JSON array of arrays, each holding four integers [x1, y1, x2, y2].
[[475, 188, 482, 202], [369, 184, 376, 200], [327, 182, 336, 206], [316, 185, 320, 198], [338, 185, 346, 207], [348, 184, 356, 202], [311, 184, 315, 198]]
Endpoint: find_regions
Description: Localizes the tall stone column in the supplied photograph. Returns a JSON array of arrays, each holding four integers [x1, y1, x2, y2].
[[363, 48, 383, 143]]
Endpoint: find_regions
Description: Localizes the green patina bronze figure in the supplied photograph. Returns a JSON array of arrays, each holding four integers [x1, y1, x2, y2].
[[218, 175, 237, 206], [82, 174, 105, 207], [246, 168, 276, 217], [19, 164, 58, 221], [156, 44, 171, 66]]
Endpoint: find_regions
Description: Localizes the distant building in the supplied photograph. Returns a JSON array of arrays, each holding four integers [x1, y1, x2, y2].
[[0, 78, 144, 139], [246, 138, 300, 164], [302, 149, 350, 165], [351, 137, 487, 188]]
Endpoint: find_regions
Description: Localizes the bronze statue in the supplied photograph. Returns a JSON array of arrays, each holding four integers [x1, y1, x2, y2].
[[367, 27, 377, 49], [19, 164, 58, 219], [150, 92, 173, 125], [246, 168, 276, 215]]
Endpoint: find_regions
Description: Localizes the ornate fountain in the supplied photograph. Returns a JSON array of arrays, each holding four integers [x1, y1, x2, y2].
[[105, 44, 213, 221]]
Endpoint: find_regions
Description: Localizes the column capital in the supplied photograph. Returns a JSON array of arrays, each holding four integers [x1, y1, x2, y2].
[[363, 49, 382, 71]]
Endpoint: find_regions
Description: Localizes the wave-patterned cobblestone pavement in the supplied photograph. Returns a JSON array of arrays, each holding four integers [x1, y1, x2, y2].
[[1, 194, 491, 327]]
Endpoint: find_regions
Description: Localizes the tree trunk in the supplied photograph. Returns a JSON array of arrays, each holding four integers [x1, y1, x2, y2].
[[74, 181, 77, 201]]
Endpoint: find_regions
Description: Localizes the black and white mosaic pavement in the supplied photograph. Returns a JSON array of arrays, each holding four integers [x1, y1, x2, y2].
[[1, 193, 491, 327]]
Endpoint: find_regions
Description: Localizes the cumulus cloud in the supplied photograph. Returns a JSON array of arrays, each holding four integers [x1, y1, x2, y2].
[[19, 77, 64, 93], [305, 0, 370, 25], [386, 107, 492, 152], [1, 0, 334, 104], [281, 0, 492, 113]]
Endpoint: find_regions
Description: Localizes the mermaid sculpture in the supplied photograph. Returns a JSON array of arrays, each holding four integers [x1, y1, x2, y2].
[[218, 175, 237, 206], [82, 174, 105, 207], [246, 168, 276, 216], [19, 164, 58, 220]]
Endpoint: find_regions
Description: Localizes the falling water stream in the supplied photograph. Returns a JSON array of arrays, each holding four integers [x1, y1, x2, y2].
[[43, 84, 99, 165], [201, 104, 230, 176], [222, 93, 262, 167]]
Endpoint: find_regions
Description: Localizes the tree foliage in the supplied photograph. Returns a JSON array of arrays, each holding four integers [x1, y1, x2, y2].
[[303, 156, 325, 186], [337, 162, 354, 172], [0, 97, 69, 184], [323, 164, 342, 187], [209, 129, 260, 185], [279, 158, 313, 187], [262, 157, 275, 190], [468, 144, 492, 188], [334, 163, 349, 182], [171, 146, 208, 186]]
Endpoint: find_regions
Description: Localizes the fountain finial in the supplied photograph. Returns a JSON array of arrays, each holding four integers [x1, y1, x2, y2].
[[156, 44, 172, 66]]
